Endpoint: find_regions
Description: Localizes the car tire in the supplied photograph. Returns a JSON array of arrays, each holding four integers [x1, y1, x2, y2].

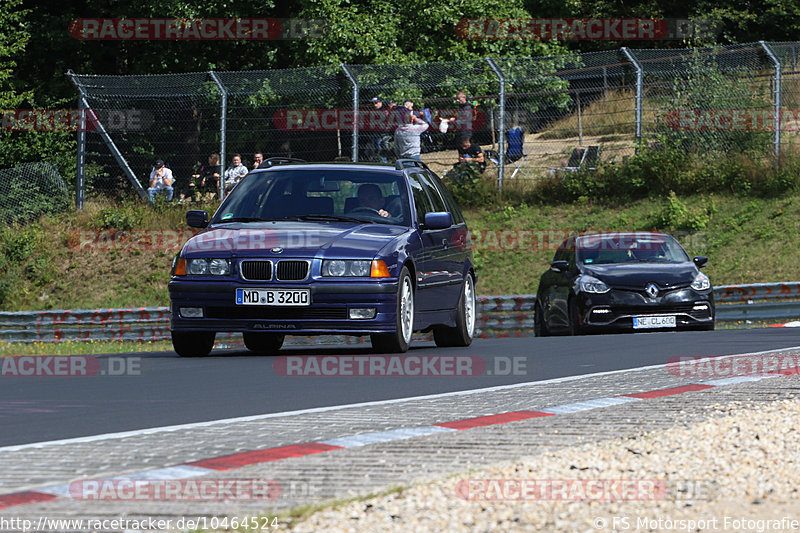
[[243, 332, 285, 354], [371, 266, 414, 353], [433, 273, 476, 347], [534, 301, 550, 337], [172, 331, 215, 357], [568, 298, 584, 336]]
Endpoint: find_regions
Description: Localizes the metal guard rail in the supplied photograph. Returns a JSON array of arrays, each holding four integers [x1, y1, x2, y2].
[[0, 283, 798, 343]]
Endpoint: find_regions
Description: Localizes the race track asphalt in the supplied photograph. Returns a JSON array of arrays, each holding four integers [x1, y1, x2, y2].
[[1, 328, 799, 447]]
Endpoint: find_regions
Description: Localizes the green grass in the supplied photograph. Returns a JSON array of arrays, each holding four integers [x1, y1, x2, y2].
[[0, 340, 175, 356], [0, 192, 797, 312]]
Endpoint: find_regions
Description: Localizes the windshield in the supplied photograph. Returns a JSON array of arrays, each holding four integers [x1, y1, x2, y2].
[[211, 169, 411, 226], [577, 234, 690, 265]]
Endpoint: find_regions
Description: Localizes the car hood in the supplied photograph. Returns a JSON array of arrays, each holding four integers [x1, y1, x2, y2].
[[181, 221, 408, 258], [582, 262, 699, 290]]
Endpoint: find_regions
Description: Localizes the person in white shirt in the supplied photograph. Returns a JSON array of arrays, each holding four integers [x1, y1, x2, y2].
[[148, 159, 174, 203], [224, 154, 248, 191], [393, 108, 429, 161]]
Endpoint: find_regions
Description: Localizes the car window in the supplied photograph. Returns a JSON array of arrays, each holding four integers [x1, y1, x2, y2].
[[577, 234, 690, 264], [418, 172, 447, 213], [428, 172, 465, 224], [553, 240, 568, 262], [212, 169, 411, 226], [407, 172, 434, 224]]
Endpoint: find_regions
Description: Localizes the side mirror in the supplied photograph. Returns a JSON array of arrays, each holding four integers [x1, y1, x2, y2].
[[186, 210, 209, 228], [423, 211, 452, 230], [550, 260, 569, 272], [693, 256, 708, 268]]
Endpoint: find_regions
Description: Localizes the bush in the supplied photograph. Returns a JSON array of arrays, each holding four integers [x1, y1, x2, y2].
[[442, 163, 498, 208], [523, 141, 800, 206], [653, 192, 712, 231]]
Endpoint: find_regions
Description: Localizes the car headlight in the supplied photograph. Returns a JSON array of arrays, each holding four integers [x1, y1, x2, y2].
[[186, 258, 230, 276], [691, 272, 711, 291], [578, 275, 610, 294], [322, 260, 372, 277]]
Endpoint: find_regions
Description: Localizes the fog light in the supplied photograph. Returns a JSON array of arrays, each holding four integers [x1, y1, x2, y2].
[[180, 307, 204, 318], [349, 308, 376, 319], [592, 308, 611, 314], [693, 303, 709, 310]]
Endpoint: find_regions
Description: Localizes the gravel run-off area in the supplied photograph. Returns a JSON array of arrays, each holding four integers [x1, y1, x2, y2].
[[289, 397, 800, 533]]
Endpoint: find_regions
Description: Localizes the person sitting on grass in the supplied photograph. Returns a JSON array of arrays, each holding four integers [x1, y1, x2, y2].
[[456, 135, 485, 172], [178, 153, 220, 204], [148, 159, 174, 203]]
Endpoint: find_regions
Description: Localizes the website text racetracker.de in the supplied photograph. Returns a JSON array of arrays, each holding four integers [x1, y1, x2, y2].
[[0, 516, 279, 532], [469, 229, 710, 252], [1, 356, 141, 377], [455, 17, 719, 41], [273, 355, 528, 377]]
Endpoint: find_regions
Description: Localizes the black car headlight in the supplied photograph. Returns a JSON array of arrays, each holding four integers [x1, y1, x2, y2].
[[322, 260, 371, 277], [691, 272, 711, 291], [578, 275, 610, 294], [186, 258, 231, 276]]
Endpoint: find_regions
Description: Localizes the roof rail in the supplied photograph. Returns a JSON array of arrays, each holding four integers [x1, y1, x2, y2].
[[261, 157, 307, 167], [395, 159, 430, 171]]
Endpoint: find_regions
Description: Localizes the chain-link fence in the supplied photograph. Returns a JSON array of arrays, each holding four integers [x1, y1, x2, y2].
[[68, 41, 800, 204], [0, 163, 71, 225]]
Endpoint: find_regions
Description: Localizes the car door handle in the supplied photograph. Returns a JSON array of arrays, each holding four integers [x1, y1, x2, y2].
[[442, 238, 448, 248]]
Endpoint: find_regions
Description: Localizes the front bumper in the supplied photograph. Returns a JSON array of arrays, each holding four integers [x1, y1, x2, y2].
[[577, 287, 715, 331], [169, 279, 399, 335]]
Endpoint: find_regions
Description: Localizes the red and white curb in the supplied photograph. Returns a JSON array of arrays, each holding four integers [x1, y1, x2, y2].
[[1, 370, 793, 511], [769, 321, 800, 328]]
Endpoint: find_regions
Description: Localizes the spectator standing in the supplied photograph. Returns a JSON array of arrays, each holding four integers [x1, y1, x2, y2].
[[365, 97, 391, 162], [148, 159, 174, 203], [394, 109, 429, 161], [224, 154, 248, 191], [450, 91, 474, 134]]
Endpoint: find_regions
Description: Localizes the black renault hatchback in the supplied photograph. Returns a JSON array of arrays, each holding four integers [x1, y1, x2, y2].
[[534, 232, 714, 335]]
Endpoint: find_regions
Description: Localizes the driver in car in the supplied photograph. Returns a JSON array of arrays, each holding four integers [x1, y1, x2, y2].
[[355, 183, 393, 218]]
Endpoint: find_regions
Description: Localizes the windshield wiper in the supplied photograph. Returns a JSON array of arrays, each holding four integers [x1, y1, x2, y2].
[[215, 216, 270, 223], [294, 214, 366, 223]]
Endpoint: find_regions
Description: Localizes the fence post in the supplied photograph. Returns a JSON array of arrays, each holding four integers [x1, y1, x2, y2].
[[67, 71, 148, 201], [760, 41, 782, 161], [71, 71, 86, 210], [486, 58, 505, 193], [340, 64, 359, 162], [209, 71, 227, 200], [621, 47, 643, 150]]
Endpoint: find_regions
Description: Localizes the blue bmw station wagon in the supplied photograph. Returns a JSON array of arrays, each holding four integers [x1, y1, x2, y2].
[[169, 160, 476, 356]]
